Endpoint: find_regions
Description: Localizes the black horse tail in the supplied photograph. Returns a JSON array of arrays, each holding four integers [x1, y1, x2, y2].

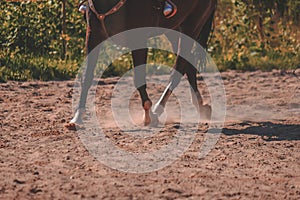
[[196, 1, 217, 72], [197, 0, 217, 49]]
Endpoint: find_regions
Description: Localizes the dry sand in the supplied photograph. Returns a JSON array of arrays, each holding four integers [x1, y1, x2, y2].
[[0, 70, 299, 199]]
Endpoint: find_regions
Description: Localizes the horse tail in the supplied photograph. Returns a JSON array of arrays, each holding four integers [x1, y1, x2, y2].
[[197, 0, 217, 49], [196, 0, 217, 72]]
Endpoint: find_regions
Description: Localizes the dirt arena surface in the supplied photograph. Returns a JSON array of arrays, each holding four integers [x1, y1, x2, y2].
[[0, 70, 299, 199]]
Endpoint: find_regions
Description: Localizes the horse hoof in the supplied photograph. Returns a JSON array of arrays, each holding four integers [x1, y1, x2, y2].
[[149, 112, 159, 127], [200, 104, 212, 121], [143, 113, 151, 126], [65, 108, 85, 130], [64, 123, 77, 131], [143, 100, 160, 127], [143, 100, 152, 126], [64, 122, 85, 131]]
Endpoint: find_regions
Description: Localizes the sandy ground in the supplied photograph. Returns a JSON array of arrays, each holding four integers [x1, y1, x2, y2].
[[0, 70, 299, 199]]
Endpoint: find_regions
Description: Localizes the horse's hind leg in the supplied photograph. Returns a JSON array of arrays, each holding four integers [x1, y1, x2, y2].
[[185, 61, 211, 121], [153, 6, 215, 120], [132, 49, 155, 126], [153, 34, 189, 116], [187, 10, 215, 121]]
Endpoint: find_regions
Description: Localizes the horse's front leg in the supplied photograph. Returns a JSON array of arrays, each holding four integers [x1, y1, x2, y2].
[[132, 49, 157, 126], [66, 27, 102, 129]]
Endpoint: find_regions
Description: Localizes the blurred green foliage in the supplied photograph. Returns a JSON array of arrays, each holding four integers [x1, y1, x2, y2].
[[0, 0, 299, 82], [211, 0, 300, 71], [0, 0, 84, 81]]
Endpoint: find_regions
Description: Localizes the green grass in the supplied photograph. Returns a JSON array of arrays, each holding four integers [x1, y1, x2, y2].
[[213, 50, 300, 72], [0, 52, 79, 82], [1, 48, 299, 82]]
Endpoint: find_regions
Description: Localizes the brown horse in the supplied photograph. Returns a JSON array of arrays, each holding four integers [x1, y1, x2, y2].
[[66, 0, 217, 129]]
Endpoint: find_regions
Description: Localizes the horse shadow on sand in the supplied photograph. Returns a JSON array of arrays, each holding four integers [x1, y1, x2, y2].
[[222, 121, 300, 141]]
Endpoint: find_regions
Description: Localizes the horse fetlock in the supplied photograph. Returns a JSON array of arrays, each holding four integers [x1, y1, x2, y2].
[[143, 100, 152, 111], [152, 103, 165, 116], [69, 108, 85, 124]]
